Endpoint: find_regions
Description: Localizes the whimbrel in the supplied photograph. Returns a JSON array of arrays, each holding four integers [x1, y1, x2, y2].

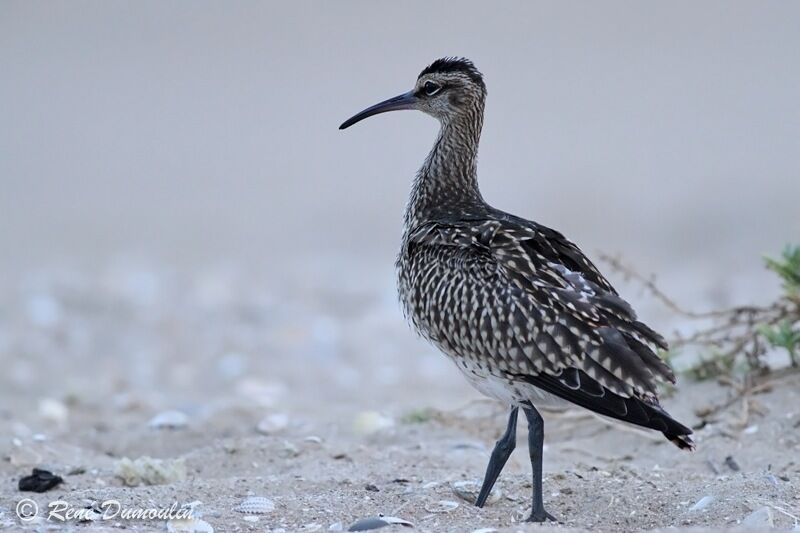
[[339, 57, 693, 522]]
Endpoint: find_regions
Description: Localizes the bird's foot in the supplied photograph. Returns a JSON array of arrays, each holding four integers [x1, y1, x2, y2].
[[525, 509, 557, 523]]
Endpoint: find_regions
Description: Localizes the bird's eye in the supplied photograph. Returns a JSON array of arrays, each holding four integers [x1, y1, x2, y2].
[[423, 81, 441, 96]]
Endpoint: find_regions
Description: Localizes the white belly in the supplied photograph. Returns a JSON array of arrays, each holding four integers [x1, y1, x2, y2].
[[452, 357, 568, 409]]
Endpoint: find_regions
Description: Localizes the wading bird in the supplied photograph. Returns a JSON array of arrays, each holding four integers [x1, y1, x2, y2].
[[339, 57, 693, 522]]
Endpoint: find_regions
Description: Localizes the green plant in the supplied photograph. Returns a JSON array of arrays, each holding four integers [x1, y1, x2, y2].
[[764, 244, 800, 297]]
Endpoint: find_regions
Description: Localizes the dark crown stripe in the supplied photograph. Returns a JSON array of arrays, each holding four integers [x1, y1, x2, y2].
[[419, 57, 485, 88]]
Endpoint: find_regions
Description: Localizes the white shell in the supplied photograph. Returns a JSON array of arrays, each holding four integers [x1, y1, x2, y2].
[[352, 411, 394, 435], [347, 516, 413, 531], [256, 413, 289, 435], [148, 410, 189, 429], [234, 496, 275, 514], [167, 518, 214, 533]]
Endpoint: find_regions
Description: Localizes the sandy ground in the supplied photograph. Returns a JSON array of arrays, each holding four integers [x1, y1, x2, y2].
[[1, 261, 799, 532]]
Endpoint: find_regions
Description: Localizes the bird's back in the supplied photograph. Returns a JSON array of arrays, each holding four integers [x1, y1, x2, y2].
[[397, 206, 694, 449]]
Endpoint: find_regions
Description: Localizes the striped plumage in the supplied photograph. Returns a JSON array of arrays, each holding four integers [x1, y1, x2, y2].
[[341, 57, 693, 522]]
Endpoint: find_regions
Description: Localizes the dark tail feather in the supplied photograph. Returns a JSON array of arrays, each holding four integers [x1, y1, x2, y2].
[[524, 370, 695, 451], [666, 432, 695, 451]]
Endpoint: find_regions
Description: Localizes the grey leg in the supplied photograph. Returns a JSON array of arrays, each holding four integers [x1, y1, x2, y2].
[[475, 406, 518, 507], [523, 405, 556, 522]]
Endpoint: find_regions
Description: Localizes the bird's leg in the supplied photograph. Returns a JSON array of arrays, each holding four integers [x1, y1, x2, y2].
[[522, 406, 556, 522], [475, 406, 518, 507]]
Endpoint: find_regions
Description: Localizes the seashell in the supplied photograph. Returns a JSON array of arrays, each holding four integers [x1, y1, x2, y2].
[[452, 480, 501, 505], [256, 413, 289, 435], [167, 518, 214, 533], [347, 516, 413, 531], [148, 410, 189, 429], [234, 496, 275, 514]]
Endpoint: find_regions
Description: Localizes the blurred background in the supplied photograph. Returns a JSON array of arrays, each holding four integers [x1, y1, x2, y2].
[[0, 0, 799, 454]]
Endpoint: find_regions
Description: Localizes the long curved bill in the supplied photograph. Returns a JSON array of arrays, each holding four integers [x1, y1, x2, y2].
[[339, 90, 418, 130]]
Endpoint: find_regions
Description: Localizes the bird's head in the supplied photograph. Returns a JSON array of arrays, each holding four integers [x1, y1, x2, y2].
[[339, 57, 486, 130]]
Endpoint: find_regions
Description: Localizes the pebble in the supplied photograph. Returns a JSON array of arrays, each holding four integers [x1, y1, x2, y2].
[[724, 455, 741, 471], [452, 480, 501, 505], [256, 413, 290, 435], [149, 410, 189, 429], [347, 516, 413, 531], [689, 495, 715, 512], [234, 496, 275, 514], [329, 523, 343, 531], [353, 411, 394, 435], [742, 506, 774, 528], [39, 398, 69, 426]]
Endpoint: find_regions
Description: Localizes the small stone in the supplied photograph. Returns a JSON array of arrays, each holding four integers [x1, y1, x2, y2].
[[282, 440, 300, 457], [353, 411, 394, 435], [741, 506, 774, 528], [148, 410, 189, 429], [724, 455, 741, 471], [347, 517, 413, 531], [329, 523, 343, 531], [243, 516, 259, 523], [365, 484, 379, 492], [689, 495, 715, 512], [38, 398, 69, 426], [256, 413, 290, 435]]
